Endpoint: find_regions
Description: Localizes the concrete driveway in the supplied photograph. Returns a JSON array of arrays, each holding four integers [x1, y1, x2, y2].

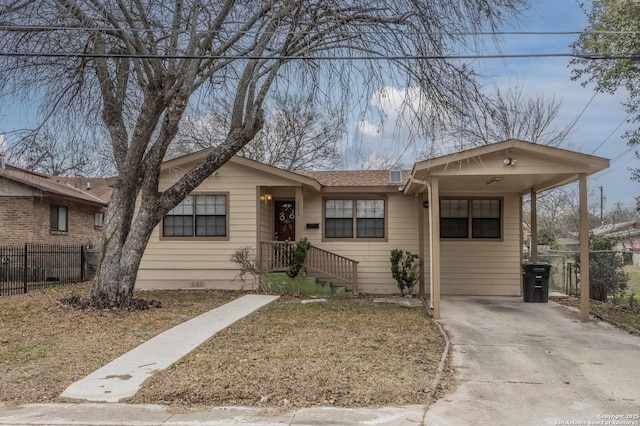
[[424, 296, 640, 426]]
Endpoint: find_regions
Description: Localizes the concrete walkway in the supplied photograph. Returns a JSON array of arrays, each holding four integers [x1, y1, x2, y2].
[[61, 294, 279, 402], [1, 296, 640, 425]]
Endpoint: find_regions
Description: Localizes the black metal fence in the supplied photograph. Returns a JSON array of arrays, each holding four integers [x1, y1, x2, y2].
[[0, 244, 98, 296]]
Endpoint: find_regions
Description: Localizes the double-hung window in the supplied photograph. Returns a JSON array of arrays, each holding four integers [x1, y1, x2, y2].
[[94, 211, 105, 228], [325, 198, 385, 239], [440, 198, 501, 239], [50, 205, 68, 232], [163, 194, 227, 238]]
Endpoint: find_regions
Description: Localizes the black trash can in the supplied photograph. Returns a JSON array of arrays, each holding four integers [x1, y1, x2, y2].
[[522, 262, 551, 303]]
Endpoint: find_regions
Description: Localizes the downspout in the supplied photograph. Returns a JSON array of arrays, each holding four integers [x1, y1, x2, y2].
[[426, 178, 441, 320]]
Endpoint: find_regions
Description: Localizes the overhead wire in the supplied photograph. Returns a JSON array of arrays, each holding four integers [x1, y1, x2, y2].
[[590, 113, 632, 154], [1, 24, 637, 174], [0, 25, 639, 37]]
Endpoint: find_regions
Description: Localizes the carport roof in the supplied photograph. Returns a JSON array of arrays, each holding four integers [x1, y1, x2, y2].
[[404, 139, 609, 196]]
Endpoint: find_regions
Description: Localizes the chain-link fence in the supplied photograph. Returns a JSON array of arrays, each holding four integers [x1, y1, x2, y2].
[[537, 250, 633, 298]]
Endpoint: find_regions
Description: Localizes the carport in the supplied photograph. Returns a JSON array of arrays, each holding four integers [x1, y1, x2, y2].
[[403, 140, 610, 321]]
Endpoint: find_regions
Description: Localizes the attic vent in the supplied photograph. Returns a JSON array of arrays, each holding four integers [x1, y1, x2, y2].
[[389, 170, 402, 184]]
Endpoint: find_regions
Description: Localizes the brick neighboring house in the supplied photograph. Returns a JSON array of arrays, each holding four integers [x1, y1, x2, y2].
[[0, 164, 111, 247]]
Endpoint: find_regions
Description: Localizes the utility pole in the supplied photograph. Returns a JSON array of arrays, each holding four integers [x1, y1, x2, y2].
[[599, 186, 604, 226]]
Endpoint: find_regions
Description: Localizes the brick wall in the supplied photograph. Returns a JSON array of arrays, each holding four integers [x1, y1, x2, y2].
[[0, 197, 36, 245], [0, 196, 103, 247]]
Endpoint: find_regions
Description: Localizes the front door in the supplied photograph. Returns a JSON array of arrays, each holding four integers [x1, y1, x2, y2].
[[275, 200, 296, 241]]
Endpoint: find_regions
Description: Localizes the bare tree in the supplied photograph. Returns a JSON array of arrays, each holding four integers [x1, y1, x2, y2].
[[0, 0, 526, 308], [171, 94, 342, 170], [240, 94, 342, 170], [446, 84, 571, 149], [6, 126, 114, 176]]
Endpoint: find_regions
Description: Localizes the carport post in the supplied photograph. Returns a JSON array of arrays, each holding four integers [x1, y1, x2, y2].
[[530, 188, 537, 262], [579, 173, 590, 322], [428, 177, 441, 320]]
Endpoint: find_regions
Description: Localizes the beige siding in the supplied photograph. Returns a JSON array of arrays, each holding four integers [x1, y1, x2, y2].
[[139, 158, 523, 296], [301, 191, 422, 294], [439, 193, 521, 295], [137, 160, 302, 290]]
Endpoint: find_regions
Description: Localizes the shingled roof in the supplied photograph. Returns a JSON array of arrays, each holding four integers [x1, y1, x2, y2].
[[0, 165, 110, 207], [293, 169, 411, 187]]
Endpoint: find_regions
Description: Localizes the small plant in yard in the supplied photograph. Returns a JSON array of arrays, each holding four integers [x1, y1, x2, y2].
[[628, 289, 638, 309], [390, 249, 419, 296], [230, 246, 266, 291]]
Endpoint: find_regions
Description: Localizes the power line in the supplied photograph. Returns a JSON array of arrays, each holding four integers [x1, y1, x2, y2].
[[1, 25, 640, 37], [557, 91, 599, 147], [0, 50, 638, 61], [590, 113, 632, 154]]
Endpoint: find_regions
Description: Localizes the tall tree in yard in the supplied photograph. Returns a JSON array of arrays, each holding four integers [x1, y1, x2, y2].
[[0, 0, 526, 308], [571, 0, 640, 208]]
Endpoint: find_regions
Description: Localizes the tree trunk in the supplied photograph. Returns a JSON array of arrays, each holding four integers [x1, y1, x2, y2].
[[88, 108, 265, 308], [88, 184, 157, 308]]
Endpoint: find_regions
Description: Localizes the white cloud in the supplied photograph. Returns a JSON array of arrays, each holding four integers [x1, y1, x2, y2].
[[356, 120, 380, 137]]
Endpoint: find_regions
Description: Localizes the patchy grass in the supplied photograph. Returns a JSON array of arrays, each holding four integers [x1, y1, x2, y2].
[[261, 273, 352, 298], [0, 283, 240, 405], [624, 265, 640, 292], [552, 295, 640, 334], [0, 283, 449, 409], [129, 298, 446, 408]]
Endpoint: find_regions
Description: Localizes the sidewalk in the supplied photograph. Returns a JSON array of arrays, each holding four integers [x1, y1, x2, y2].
[[0, 402, 428, 425]]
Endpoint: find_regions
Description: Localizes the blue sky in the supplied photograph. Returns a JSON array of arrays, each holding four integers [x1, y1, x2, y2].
[[351, 0, 638, 212], [0, 0, 637, 211], [486, 0, 637, 211]]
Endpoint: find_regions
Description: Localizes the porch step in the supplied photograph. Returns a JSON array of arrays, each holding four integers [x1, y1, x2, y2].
[[312, 275, 353, 295]]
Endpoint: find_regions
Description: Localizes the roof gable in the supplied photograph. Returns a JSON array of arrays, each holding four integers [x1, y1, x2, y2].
[[0, 165, 109, 207], [161, 150, 321, 190], [407, 139, 609, 195]]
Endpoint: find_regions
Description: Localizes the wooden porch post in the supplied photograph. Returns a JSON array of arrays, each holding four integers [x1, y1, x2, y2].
[[295, 186, 304, 240], [256, 187, 263, 269], [530, 188, 538, 262], [428, 177, 441, 320], [579, 173, 590, 322], [418, 194, 425, 297]]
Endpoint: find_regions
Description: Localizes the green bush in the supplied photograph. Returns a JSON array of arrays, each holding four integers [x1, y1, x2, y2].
[[575, 233, 629, 301], [390, 249, 419, 296], [286, 237, 311, 279]]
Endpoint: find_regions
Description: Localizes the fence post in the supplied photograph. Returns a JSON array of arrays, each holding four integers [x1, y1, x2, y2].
[[80, 245, 86, 281], [23, 243, 28, 294]]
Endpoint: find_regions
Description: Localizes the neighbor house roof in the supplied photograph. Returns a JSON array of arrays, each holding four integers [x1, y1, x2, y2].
[[591, 221, 640, 240], [0, 165, 110, 207]]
